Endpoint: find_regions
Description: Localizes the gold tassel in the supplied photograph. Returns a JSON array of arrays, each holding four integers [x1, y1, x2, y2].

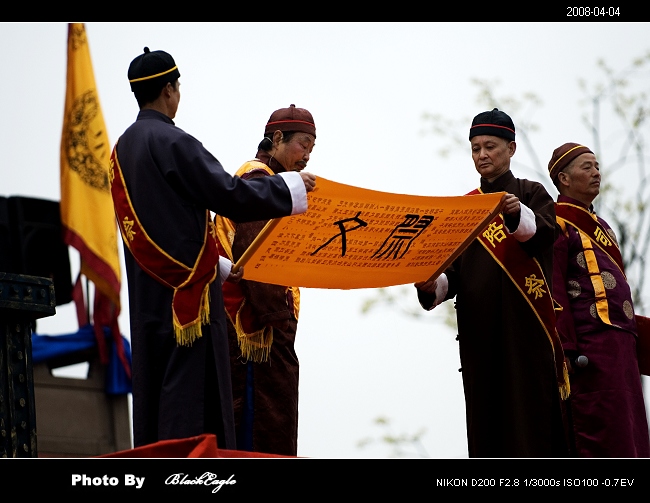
[[559, 361, 571, 400], [174, 321, 202, 347], [173, 286, 211, 346], [235, 320, 273, 363], [238, 331, 273, 363], [200, 285, 211, 324], [233, 299, 274, 362]]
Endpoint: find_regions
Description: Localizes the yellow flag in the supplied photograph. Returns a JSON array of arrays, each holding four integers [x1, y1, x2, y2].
[[60, 23, 120, 307], [236, 176, 505, 289], [60, 23, 127, 372]]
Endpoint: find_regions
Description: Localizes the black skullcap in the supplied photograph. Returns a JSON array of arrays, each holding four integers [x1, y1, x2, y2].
[[127, 47, 180, 93], [469, 108, 515, 142], [265, 104, 316, 138]]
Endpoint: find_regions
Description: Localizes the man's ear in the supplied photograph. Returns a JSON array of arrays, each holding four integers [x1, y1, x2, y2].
[[164, 82, 174, 97], [508, 141, 517, 157], [558, 171, 570, 188]]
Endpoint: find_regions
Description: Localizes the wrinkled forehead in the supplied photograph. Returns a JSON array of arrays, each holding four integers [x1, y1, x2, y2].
[[571, 151, 598, 167], [470, 135, 510, 147], [292, 132, 316, 145]]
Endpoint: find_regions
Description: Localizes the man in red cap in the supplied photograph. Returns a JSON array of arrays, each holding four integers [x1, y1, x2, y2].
[[414, 109, 569, 458], [550, 142, 650, 457], [215, 104, 316, 456], [111, 50, 316, 450]]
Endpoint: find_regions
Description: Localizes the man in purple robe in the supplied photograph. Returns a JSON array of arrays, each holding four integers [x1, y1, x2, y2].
[[549, 142, 650, 457]]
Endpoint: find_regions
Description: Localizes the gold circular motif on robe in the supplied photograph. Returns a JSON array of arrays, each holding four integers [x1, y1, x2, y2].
[[623, 300, 635, 319], [607, 228, 619, 245], [589, 303, 598, 319], [576, 252, 586, 269], [568, 280, 581, 298], [601, 271, 616, 289]]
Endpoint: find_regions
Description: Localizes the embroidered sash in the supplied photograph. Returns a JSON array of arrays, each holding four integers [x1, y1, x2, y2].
[[556, 201, 633, 329], [215, 160, 300, 362], [555, 202, 625, 275], [469, 189, 570, 399], [110, 141, 219, 346]]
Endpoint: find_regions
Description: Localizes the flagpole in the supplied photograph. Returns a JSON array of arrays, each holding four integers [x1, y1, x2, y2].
[[85, 274, 90, 323], [232, 217, 283, 274]]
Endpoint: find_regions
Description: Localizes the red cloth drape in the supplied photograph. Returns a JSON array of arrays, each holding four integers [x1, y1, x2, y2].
[[98, 434, 297, 458]]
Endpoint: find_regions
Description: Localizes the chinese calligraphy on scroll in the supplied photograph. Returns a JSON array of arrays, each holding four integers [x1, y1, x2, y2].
[[235, 177, 505, 289]]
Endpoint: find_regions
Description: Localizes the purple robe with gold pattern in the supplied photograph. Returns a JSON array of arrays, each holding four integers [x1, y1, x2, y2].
[[553, 195, 650, 457]]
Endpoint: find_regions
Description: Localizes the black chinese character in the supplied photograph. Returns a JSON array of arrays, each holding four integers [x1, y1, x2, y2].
[[311, 211, 368, 257], [372, 214, 434, 260]]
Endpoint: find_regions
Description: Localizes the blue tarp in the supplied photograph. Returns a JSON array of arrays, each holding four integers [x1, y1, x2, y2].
[[32, 324, 132, 395]]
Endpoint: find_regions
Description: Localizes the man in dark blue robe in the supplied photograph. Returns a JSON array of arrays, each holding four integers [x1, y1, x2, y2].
[[112, 47, 315, 448]]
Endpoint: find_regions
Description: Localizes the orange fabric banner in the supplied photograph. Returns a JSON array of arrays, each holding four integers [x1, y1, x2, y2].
[[60, 23, 127, 374], [236, 177, 505, 289]]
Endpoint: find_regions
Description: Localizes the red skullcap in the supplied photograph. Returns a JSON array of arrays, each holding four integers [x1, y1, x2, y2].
[[265, 104, 316, 138], [548, 143, 594, 181]]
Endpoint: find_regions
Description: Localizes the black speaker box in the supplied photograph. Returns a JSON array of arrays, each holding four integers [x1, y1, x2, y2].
[[0, 196, 16, 273], [7, 196, 73, 306]]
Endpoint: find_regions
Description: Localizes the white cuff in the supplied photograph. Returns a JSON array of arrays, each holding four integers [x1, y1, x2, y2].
[[511, 203, 536, 242], [421, 273, 449, 311], [433, 273, 449, 308], [218, 257, 233, 286], [278, 171, 308, 215]]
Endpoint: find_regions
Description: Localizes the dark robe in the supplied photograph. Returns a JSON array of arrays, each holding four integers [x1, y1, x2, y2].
[[115, 110, 296, 448], [419, 170, 568, 458], [222, 150, 300, 456], [553, 195, 650, 457]]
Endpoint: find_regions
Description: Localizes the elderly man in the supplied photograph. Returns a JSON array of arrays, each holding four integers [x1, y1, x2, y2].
[[111, 48, 316, 449], [216, 104, 316, 456], [414, 109, 569, 458], [549, 142, 650, 457]]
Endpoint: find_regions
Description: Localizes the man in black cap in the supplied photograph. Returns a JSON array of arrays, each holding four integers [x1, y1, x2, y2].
[[414, 109, 569, 457], [110, 48, 316, 450], [549, 142, 649, 457], [215, 104, 316, 456]]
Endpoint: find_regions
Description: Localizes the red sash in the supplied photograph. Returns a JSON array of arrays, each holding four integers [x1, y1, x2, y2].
[[110, 142, 219, 346], [469, 189, 570, 399], [555, 202, 625, 276], [214, 160, 298, 362]]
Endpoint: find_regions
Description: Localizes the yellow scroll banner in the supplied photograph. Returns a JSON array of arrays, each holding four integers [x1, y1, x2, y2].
[[235, 177, 505, 289]]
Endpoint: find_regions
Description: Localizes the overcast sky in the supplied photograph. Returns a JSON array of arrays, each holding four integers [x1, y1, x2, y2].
[[2, 22, 649, 459]]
